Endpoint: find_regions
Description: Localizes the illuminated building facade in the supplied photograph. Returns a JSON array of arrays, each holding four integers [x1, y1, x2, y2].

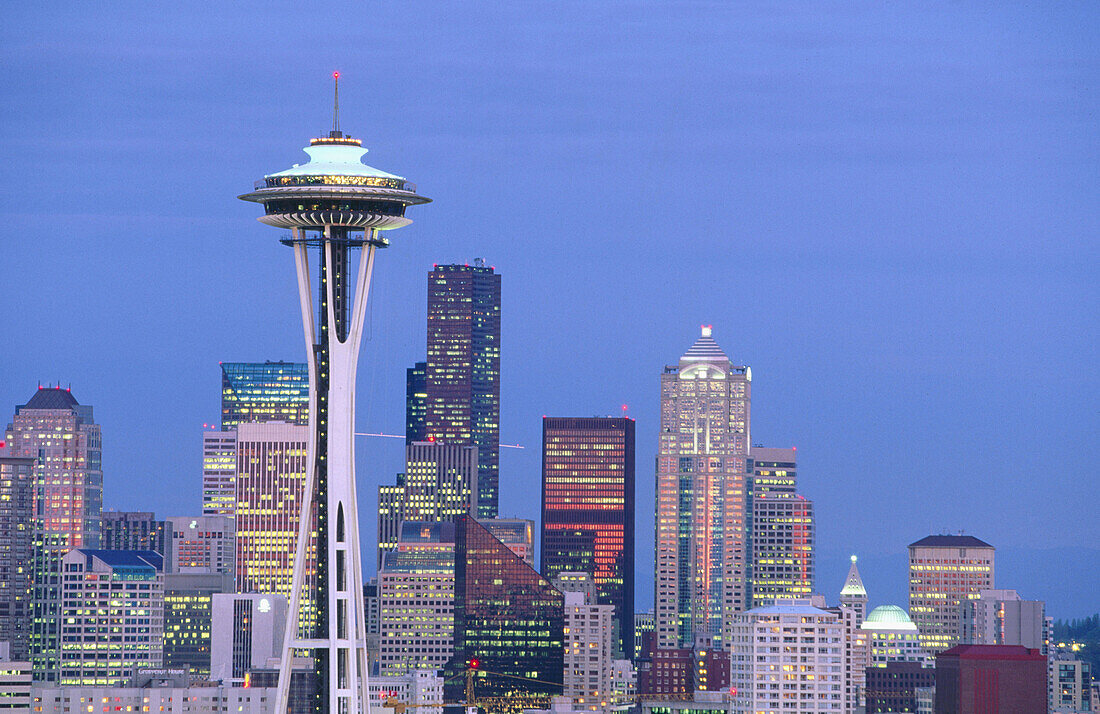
[[100, 511, 171, 562], [167, 515, 235, 575], [378, 522, 455, 676], [424, 262, 501, 519], [233, 422, 311, 596], [748, 447, 814, 608], [655, 327, 751, 651], [864, 661, 935, 714], [58, 550, 164, 686], [907, 535, 994, 654], [444, 514, 564, 708], [0, 454, 34, 661], [219, 361, 309, 429], [406, 362, 427, 441], [376, 442, 477, 566], [5, 388, 102, 547], [729, 601, 844, 714], [541, 416, 635, 659], [554, 573, 614, 710], [6, 387, 102, 683], [201, 430, 237, 516], [162, 572, 233, 679]]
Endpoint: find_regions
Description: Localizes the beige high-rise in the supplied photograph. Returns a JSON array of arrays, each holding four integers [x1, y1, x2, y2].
[[907, 534, 994, 654], [655, 326, 750, 651]]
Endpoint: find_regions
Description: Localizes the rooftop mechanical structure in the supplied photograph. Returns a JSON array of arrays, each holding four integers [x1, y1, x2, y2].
[[239, 75, 430, 714]]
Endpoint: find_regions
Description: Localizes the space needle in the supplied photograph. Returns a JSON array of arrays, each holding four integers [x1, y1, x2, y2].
[[239, 73, 430, 714]]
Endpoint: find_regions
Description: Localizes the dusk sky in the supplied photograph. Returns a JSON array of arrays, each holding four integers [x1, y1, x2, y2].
[[4, 3, 1097, 617]]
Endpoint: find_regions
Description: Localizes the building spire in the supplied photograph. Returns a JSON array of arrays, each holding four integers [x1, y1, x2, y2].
[[331, 71, 341, 137], [840, 554, 867, 598]]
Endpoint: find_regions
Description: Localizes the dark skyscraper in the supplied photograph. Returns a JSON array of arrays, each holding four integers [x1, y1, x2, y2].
[[405, 361, 428, 441], [425, 262, 501, 519], [445, 514, 563, 708], [541, 416, 635, 659], [219, 361, 309, 429], [0, 453, 34, 660]]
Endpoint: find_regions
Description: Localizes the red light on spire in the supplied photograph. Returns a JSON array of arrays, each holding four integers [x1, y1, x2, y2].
[[469, 657, 480, 670], [333, 71, 340, 80]]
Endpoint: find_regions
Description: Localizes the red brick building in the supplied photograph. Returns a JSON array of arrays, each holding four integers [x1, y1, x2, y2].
[[935, 644, 1047, 714]]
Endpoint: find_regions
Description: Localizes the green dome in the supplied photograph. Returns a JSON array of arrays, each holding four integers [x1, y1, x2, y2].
[[861, 605, 918, 631]]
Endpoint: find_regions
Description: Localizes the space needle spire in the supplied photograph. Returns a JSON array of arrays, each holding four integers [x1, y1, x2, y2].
[[239, 77, 430, 714]]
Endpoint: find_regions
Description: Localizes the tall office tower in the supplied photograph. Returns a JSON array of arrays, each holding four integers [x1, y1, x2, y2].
[[424, 262, 501, 519], [406, 362, 427, 441], [908, 535, 994, 654], [747, 446, 814, 608], [444, 515, 564, 708], [554, 572, 614, 710], [163, 571, 233, 680], [220, 361, 309, 429], [0, 454, 34, 660], [935, 645, 1047, 714], [6, 387, 103, 682], [376, 442, 477, 566], [167, 515, 235, 574], [58, 550, 164, 685], [210, 593, 289, 683], [960, 589, 1045, 650], [239, 91, 431, 714], [202, 430, 238, 516], [100, 511, 172, 559], [5, 388, 102, 547], [233, 422, 310, 596], [655, 326, 751, 651], [729, 600, 844, 714], [378, 522, 455, 676], [837, 557, 870, 714], [541, 416, 635, 659]]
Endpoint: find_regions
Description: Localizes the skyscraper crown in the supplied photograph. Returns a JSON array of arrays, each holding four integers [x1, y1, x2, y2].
[[840, 555, 867, 598], [680, 325, 731, 364]]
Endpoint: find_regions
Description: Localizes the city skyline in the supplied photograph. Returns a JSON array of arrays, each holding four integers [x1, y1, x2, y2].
[[3, 1, 1097, 623]]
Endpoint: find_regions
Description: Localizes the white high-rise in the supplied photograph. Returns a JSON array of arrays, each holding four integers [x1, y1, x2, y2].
[[730, 600, 843, 713]]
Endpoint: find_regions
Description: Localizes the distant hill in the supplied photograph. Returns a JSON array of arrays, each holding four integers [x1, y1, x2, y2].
[[1053, 614, 1099, 673]]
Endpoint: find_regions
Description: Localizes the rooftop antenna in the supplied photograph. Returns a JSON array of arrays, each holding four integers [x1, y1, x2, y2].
[[332, 71, 341, 137]]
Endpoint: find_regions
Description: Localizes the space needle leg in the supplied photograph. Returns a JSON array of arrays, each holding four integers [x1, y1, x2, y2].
[[275, 228, 321, 714]]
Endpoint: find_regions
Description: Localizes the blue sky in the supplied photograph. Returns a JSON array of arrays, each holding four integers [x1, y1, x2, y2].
[[3, 2, 1097, 616]]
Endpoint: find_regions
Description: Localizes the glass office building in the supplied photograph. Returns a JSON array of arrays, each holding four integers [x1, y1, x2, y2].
[[541, 416, 635, 658], [220, 361, 309, 429], [445, 515, 563, 709]]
